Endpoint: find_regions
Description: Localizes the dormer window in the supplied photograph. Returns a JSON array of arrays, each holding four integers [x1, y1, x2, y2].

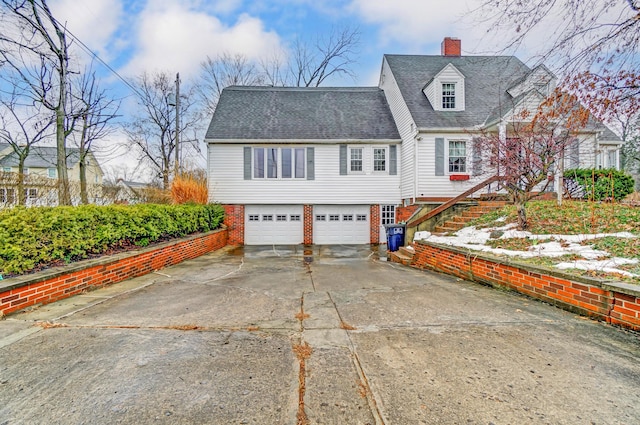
[[442, 83, 456, 109], [423, 63, 465, 112]]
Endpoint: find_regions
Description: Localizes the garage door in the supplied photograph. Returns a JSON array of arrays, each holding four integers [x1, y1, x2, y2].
[[313, 205, 370, 245], [245, 205, 303, 245]]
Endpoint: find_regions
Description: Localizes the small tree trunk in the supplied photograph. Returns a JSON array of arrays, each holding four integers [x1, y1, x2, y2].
[[513, 191, 528, 230], [79, 159, 88, 204], [17, 161, 26, 206], [56, 107, 71, 206]]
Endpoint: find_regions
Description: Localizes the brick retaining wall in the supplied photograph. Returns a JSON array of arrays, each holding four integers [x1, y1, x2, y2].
[[0, 229, 228, 317], [411, 241, 640, 331]]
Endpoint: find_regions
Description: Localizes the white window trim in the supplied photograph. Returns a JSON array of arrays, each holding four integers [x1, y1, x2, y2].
[[348, 145, 390, 175], [348, 146, 365, 174], [381, 205, 396, 225], [438, 80, 465, 112], [253, 146, 306, 180], [441, 82, 457, 109], [372, 146, 389, 174], [447, 139, 469, 175]]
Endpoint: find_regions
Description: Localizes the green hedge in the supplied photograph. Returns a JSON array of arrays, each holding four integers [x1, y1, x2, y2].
[[0, 203, 225, 277], [564, 168, 635, 201]]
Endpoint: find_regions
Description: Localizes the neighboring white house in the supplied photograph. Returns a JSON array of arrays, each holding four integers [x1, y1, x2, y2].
[[114, 179, 150, 204], [0, 145, 104, 206], [205, 37, 622, 246]]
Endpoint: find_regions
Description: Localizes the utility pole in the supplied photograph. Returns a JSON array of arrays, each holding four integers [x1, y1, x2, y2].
[[174, 72, 180, 177]]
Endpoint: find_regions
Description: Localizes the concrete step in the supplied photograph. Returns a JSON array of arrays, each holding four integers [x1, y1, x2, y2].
[[398, 246, 415, 259], [388, 250, 413, 266]]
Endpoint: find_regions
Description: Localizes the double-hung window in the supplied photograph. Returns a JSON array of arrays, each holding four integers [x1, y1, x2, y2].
[[254, 147, 305, 179], [350, 147, 363, 172], [442, 83, 456, 109], [373, 148, 386, 172], [448, 140, 467, 173]]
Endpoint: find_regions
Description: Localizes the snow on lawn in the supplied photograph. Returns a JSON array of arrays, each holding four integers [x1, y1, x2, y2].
[[414, 222, 639, 278]]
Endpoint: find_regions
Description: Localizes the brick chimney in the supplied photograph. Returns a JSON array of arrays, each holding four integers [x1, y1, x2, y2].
[[441, 37, 461, 56]]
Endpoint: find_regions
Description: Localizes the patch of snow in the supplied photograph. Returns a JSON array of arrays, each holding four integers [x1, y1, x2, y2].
[[413, 225, 639, 278], [555, 258, 639, 277]]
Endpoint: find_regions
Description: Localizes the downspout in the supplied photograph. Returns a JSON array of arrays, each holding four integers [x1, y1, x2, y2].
[[413, 133, 419, 202]]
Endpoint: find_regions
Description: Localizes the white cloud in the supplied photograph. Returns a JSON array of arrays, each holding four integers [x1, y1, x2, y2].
[[349, 0, 479, 52], [50, 0, 124, 60], [121, 0, 283, 79]]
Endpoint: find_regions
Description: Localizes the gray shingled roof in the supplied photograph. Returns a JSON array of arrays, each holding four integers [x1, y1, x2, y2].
[[205, 86, 401, 141], [0, 146, 82, 168], [384, 54, 532, 129]]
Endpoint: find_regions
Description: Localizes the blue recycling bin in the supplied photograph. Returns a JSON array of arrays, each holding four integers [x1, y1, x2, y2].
[[385, 224, 405, 252]]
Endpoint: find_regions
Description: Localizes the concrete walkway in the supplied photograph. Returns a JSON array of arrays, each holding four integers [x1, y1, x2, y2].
[[1, 245, 639, 424]]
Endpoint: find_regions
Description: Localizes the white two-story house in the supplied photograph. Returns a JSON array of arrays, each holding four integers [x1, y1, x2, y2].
[[206, 38, 621, 246]]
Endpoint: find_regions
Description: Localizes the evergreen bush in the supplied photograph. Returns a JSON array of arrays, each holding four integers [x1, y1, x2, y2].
[[0, 203, 224, 276], [563, 168, 635, 201]]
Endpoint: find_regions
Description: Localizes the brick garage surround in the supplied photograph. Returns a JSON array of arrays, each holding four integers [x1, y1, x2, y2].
[[223, 204, 244, 245], [370, 204, 380, 244], [303, 205, 313, 245], [0, 229, 228, 317], [411, 241, 640, 331]]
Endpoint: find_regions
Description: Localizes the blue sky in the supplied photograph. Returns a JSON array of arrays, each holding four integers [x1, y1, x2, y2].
[[45, 0, 634, 178], [51, 0, 501, 93]]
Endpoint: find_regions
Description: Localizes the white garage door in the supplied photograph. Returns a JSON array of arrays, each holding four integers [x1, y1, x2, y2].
[[314, 205, 370, 245], [245, 205, 303, 245]]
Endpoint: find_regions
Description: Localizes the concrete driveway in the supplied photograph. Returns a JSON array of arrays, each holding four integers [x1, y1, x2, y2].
[[1, 245, 639, 425]]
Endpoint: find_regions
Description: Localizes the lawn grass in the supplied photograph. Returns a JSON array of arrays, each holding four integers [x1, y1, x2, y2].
[[471, 200, 640, 235], [467, 200, 640, 282]]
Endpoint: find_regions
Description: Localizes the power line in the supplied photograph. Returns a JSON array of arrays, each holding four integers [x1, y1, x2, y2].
[[31, 1, 144, 99]]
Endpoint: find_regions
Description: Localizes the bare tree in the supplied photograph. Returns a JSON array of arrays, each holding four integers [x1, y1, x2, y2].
[[474, 0, 640, 75], [0, 83, 54, 205], [475, 91, 590, 230], [197, 53, 266, 117], [288, 25, 361, 87], [0, 0, 74, 205], [68, 67, 120, 204], [124, 71, 200, 189], [197, 26, 361, 116]]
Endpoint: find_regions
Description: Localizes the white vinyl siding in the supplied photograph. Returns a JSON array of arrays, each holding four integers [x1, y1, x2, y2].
[[208, 143, 400, 205], [379, 57, 416, 200]]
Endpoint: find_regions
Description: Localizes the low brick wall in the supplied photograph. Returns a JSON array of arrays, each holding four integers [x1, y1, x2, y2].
[[411, 241, 640, 331], [1, 228, 228, 317]]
